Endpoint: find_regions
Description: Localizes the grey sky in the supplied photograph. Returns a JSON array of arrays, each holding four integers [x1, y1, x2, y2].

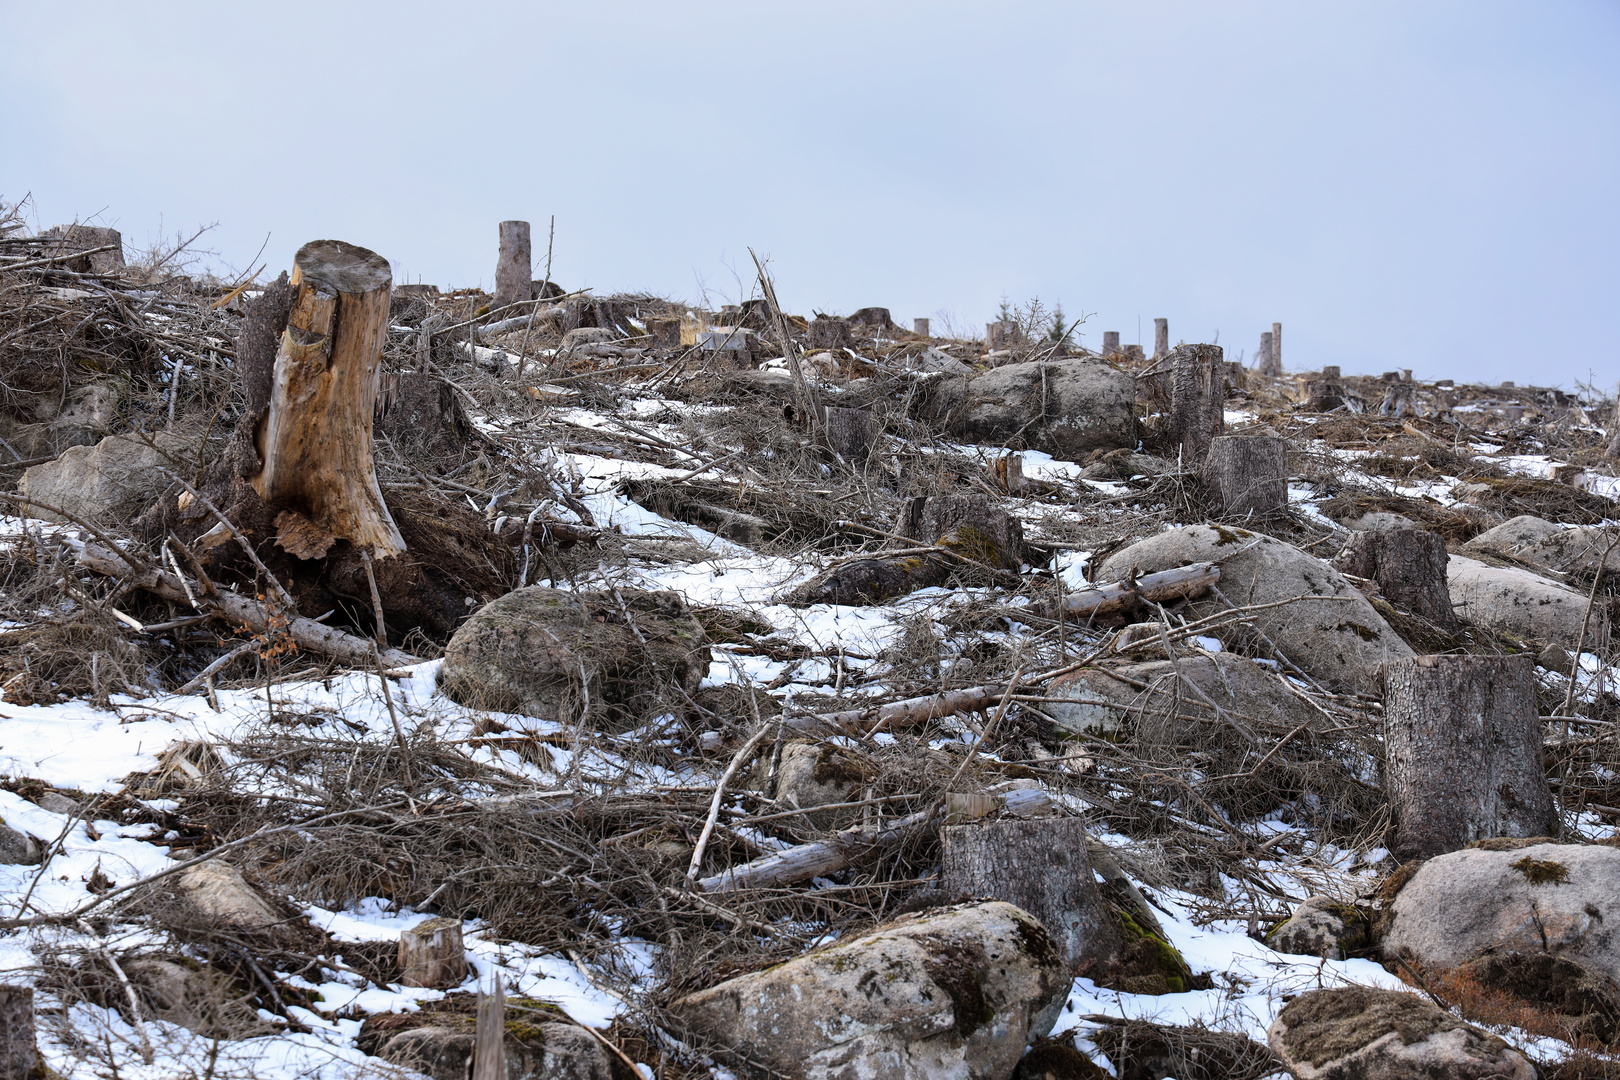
[[4, 1, 1616, 388]]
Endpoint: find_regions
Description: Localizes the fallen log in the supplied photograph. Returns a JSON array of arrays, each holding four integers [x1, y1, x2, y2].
[[696, 787, 1050, 894], [72, 538, 419, 670], [786, 684, 1010, 738], [1059, 561, 1220, 623]]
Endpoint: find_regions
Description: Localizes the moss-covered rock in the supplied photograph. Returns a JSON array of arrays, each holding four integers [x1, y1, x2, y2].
[[439, 586, 711, 730]]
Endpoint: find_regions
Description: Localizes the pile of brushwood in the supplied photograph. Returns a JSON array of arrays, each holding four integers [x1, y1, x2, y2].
[[3, 202, 1620, 1080]]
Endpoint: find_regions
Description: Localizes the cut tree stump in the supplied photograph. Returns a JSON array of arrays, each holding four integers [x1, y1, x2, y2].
[[0, 985, 38, 1080], [41, 224, 125, 274], [1204, 435, 1287, 519], [399, 917, 467, 988], [252, 240, 405, 559], [493, 220, 532, 312], [941, 817, 1122, 976], [1383, 654, 1556, 860], [1153, 318, 1169, 361], [1332, 528, 1457, 627], [823, 406, 876, 467], [1167, 344, 1226, 459]]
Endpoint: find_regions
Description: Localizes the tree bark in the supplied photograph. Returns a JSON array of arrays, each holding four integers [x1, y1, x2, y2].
[[0, 985, 38, 1080], [493, 220, 532, 312], [252, 240, 404, 558], [1153, 318, 1169, 361], [1256, 331, 1274, 372], [1271, 322, 1282, 372], [399, 917, 467, 988], [1332, 528, 1457, 627], [1383, 654, 1556, 861], [1167, 344, 1226, 459], [941, 817, 1122, 976], [1204, 435, 1288, 519], [914, 317, 930, 338], [1060, 561, 1221, 623], [823, 406, 876, 467]]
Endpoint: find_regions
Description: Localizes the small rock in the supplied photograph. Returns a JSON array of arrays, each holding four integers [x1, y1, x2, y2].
[[1267, 985, 1534, 1080], [139, 860, 284, 936], [1267, 895, 1368, 961], [123, 958, 269, 1038], [34, 791, 83, 816], [0, 820, 40, 865], [770, 741, 873, 831], [671, 900, 1069, 1080], [18, 430, 197, 527]]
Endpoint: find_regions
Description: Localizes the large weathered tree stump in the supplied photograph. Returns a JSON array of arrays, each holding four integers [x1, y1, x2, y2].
[[493, 220, 532, 312], [399, 917, 467, 988], [252, 240, 405, 558], [1167, 344, 1226, 459], [0, 985, 39, 1080], [941, 817, 1122, 976], [1383, 654, 1556, 860], [1204, 435, 1287, 519], [1332, 528, 1457, 627], [41, 224, 125, 274]]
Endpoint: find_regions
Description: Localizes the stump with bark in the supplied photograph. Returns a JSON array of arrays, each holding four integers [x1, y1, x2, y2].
[[822, 406, 876, 468], [1332, 528, 1457, 627], [1167, 344, 1226, 459], [1203, 435, 1287, 519], [493, 220, 532, 312], [941, 817, 1122, 976], [1383, 654, 1556, 860], [0, 985, 38, 1080], [399, 917, 467, 988]]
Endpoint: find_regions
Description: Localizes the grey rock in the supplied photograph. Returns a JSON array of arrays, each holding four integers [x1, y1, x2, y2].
[[33, 791, 83, 816], [0, 820, 40, 865], [1382, 842, 1620, 980], [124, 959, 270, 1039], [138, 860, 284, 935], [1097, 526, 1413, 695], [376, 1021, 612, 1080], [1268, 985, 1535, 1080], [18, 430, 195, 527], [1267, 895, 1367, 961], [1448, 554, 1600, 649], [932, 358, 1137, 459], [769, 741, 872, 832], [439, 587, 712, 731], [671, 901, 1069, 1080], [1465, 514, 1620, 578]]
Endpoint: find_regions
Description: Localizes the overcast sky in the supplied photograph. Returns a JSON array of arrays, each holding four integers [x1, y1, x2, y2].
[[3, 1, 1616, 388]]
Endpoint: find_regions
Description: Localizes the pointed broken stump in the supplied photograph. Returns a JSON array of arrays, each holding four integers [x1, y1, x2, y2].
[[253, 240, 405, 558], [1332, 528, 1457, 627], [399, 917, 467, 988]]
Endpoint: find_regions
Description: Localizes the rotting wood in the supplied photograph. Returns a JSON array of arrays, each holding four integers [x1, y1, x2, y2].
[[1059, 562, 1221, 623], [253, 239, 405, 558]]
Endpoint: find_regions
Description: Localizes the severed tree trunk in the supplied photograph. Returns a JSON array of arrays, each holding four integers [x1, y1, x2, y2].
[[1153, 318, 1169, 360], [1271, 322, 1282, 372], [252, 240, 405, 559], [1204, 435, 1287, 519], [823, 406, 876, 467], [1383, 654, 1556, 861], [941, 817, 1122, 976], [1102, 331, 1121, 357], [1059, 561, 1220, 623], [41, 224, 125, 274], [493, 220, 532, 311], [1256, 331, 1274, 373], [399, 917, 467, 988], [0, 985, 38, 1080], [1332, 528, 1457, 627], [1167, 344, 1226, 459]]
